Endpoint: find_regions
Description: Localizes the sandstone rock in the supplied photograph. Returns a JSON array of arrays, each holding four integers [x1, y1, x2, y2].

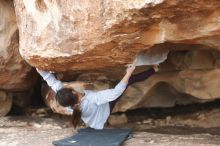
[[41, 49, 220, 113], [108, 114, 128, 126], [11, 90, 34, 108], [13, 0, 220, 114], [14, 0, 220, 72], [0, 0, 37, 91], [0, 0, 39, 116], [113, 69, 220, 112], [159, 45, 217, 71], [0, 91, 12, 116]]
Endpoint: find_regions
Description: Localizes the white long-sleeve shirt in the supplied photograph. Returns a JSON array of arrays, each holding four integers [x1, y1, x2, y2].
[[80, 81, 127, 129], [36, 69, 63, 93], [36, 69, 127, 129]]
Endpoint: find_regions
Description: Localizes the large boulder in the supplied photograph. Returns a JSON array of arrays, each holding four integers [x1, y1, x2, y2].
[[0, 91, 12, 116], [114, 69, 220, 112], [114, 49, 220, 112], [0, 0, 37, 91], [42, 49, 220, 113], [14, 0, 220, 71], [12, 0, 220, 113], [0, 0, 38, 116]]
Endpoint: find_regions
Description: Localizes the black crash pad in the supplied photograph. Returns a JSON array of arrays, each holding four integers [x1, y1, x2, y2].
[[52, 128, 132, 146]]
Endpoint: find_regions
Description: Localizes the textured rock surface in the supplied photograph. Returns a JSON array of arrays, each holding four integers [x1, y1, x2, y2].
[[42, 49, 220, 113], [0, 0, 37, 91], [14, 0, 220, 71], [12, 90, 34, 108], [108, 114, 128, 125], [113, 49, 220, 112], [0, 91, 12, 116], [12, 0, 220, 113], [114, 69, 220, 112]]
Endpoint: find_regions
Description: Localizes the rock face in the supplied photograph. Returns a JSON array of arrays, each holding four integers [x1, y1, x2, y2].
[[0, 0, 36, 91], [0, 0, 38, 116], [14, 0, 220, 71], [12, 0, 220, 113], [115, 69, 220, 112], [43, 49, 220, 113], [114, 49, 220, 112], [0, 91, 12, 116]]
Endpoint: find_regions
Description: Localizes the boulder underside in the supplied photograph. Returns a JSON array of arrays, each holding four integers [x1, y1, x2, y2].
[[0, 0, 219, 114]]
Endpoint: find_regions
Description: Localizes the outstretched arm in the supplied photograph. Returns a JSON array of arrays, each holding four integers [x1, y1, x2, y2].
[[91, 64, 136, 105], [36, 68, 63, 93], [121, 64, 136, 84]]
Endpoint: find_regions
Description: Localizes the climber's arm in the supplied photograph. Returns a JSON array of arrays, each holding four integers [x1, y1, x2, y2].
[[121, 64, 136, 84], [36, 68, 63, 93], [91, 64, 136, 105]]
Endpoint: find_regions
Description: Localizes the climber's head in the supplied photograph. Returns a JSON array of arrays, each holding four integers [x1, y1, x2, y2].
[[56, 88, 82, 128], [55, 88, 78, 107]]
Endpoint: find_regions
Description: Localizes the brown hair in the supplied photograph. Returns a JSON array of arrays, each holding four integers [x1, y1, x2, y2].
[[71, 103, 82, 128], [56, 88, 82, 128]]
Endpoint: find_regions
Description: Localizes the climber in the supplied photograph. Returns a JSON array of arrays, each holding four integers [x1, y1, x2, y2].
[[36, 64, 159, 130]]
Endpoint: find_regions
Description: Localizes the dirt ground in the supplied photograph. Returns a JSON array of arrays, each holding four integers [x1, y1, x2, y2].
[[1, 106, 220, 146]]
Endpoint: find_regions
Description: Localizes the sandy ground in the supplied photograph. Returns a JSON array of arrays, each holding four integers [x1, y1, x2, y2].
[[1, 107, 220, 146]]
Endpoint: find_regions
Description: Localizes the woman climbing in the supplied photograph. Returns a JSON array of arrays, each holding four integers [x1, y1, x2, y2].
[[37, 64, 159, 129]]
